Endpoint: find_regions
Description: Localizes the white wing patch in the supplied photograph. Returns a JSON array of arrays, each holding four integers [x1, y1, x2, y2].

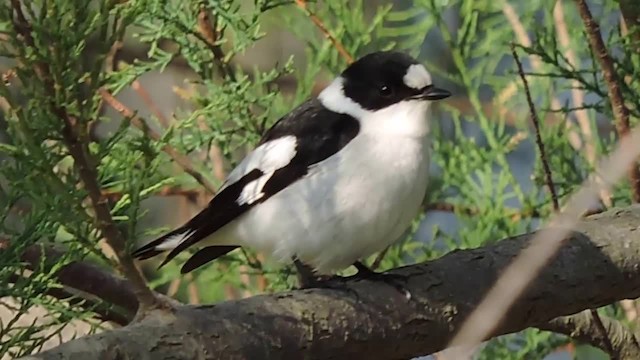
[[403, 64, 432, 90], [221, 136, 298, 193], [237, 175, 271, 205], [219, 136, 298, 205]]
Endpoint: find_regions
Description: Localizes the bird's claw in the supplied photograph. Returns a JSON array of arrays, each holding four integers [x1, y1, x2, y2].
[[351, 262, 411, 300]]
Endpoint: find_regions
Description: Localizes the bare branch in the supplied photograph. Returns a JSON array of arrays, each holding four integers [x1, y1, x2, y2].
[[21, 205, 640, 360], [197, 5, 237, 81], [511, 45, 559, 211], [131, 80, 171, 129], [540, 310, 640, 359], [294, 0, 354, 64], [1, 236, 137, 325], [575, 0, 640, 203], [7, 273, 130, 326]]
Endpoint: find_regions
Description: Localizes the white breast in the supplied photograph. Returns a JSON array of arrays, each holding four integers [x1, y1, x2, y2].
[[208, 100, 432, 274]]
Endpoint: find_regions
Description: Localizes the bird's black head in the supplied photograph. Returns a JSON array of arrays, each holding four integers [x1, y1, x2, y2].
[[340, 51, 451, 111]]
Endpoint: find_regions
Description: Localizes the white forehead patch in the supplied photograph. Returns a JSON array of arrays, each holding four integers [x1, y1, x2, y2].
[[403, 64, 432, 89]]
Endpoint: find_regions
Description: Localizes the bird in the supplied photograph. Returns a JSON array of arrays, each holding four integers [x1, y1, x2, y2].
[[132, 50, 451, 288]]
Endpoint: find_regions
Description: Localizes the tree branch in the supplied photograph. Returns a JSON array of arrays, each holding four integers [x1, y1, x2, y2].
[[19, 244, 139, 316], [21, 205, 640, 360], [575, 0, 640, 202], [8, 273, 130, 326], [197, 5, 236, 82], [539, 310, 640, 359], [1, 236, 139, 325]]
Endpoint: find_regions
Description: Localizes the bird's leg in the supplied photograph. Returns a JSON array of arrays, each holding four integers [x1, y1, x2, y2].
[[352, 261, 378, 277], [292, 259, 359, 296], [293, 259, 328, 288], [351, 261, 411, 299]]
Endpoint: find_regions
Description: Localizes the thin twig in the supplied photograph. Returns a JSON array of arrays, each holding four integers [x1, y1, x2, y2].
[[620, 299, 638, 322], [102, 186, 201, 200], [99, 88, 217, 195], [131, 79, 171, 128], [576, 0, 640, 203], [540, 310, 640, 359], [197, 5, 236, 81], [166, 278, 181, 298], [370, 247, 389, 270], [498, 4, 565, 125], [512, 45, 560, 211], [590, 309, 617, 357], [186, 273, 200, 305], [293, 0, 354, 64], [9, 0, 161, 313]]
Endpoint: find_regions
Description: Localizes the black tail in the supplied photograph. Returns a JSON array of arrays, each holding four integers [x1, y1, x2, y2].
[[180, 245, 239, 273], [132, 228, 239, 274], [131, 227, 186, 260]]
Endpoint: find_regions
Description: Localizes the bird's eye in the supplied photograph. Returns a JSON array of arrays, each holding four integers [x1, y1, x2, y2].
[[379, 85, 393, 97]]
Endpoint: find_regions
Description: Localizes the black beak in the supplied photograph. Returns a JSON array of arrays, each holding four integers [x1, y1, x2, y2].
[[418, 85, 451, 101]]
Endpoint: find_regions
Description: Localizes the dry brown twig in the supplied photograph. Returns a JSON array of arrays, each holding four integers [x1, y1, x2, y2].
[[131, 79, 171, 129], [102, 185, 201, 200], [294, 0, 354, 64], [575, 0, 640, 203], [540, 310, 640, 359], [99, 88, 217, 195], [197, 5, 236, 80], [511, 45, 559, 211]]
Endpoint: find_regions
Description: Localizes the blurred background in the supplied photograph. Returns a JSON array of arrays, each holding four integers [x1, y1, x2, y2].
[[1, 0, 638, 359]]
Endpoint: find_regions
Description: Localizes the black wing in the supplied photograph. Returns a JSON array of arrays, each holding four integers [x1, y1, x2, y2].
[[132, 99, 360, 272]]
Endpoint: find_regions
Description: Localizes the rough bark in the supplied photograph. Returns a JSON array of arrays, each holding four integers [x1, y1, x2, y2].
[[541, 310, 640, 359], [21, 206, 640, 360]]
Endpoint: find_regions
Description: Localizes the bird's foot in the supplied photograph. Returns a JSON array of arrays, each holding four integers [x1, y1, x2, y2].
[[300, 274, 362, 297], [293, 259, 359, 296], [351, 261, 411, 300]]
